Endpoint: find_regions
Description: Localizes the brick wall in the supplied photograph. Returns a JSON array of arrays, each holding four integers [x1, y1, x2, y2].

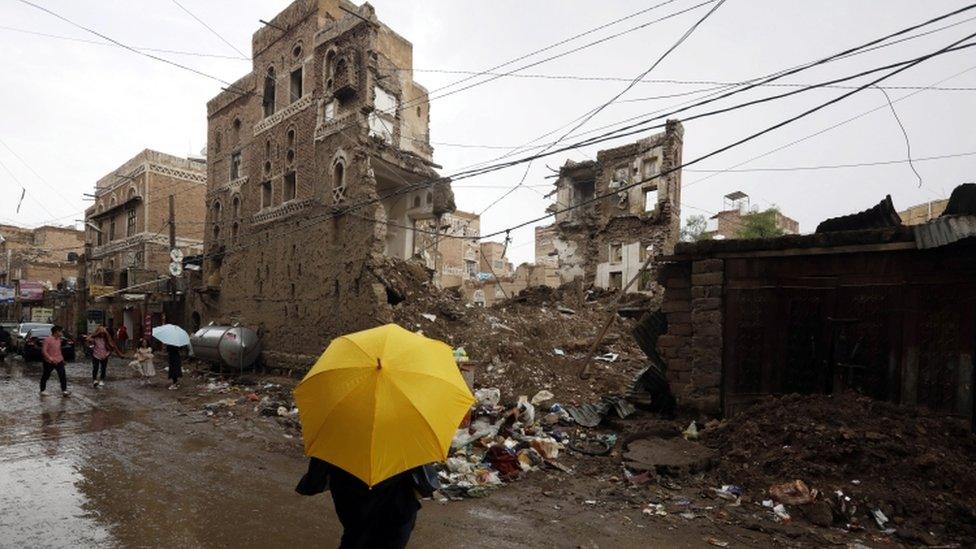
[[658, 257, 724, 415]]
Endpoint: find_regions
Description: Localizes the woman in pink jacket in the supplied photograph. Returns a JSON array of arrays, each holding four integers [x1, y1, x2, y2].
[[88, 325, 123, 388]]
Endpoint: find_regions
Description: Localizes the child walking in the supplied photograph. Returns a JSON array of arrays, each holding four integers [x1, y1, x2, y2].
[[129, 338, 155, 385]]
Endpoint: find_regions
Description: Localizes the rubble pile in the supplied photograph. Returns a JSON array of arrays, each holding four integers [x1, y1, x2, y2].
[[384, 262, 649, 404], [197, 375, 302, 433], [704, 392, 976, 543]]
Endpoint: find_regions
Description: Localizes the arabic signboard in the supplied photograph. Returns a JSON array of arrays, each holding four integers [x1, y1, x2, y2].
[[30, 307, 54, 323], [89, 285, 116, 298], [19, 281, 45, 302], [0, 285, 14, 304]]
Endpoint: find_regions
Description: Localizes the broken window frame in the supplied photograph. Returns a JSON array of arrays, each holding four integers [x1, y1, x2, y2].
[[126, 207, 137, 237], [290, 66, 303, 103], [283, 171, 297, 202], [643, 186, 659, 213], [263, 66, 276, 117], [609, 243, 623, 264], [261, 181, 273, 209], [230, 152, 242, 181]]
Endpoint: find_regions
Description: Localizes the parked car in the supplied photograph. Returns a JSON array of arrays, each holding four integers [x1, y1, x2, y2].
[[13, 322, 52, 354], [22, 326, 76, 363]]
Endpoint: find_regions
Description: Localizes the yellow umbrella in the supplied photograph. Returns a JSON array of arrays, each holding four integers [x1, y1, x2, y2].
[[294, 323, 474, 487]]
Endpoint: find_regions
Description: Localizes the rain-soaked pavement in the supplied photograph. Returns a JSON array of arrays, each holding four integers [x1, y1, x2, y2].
[[1, 356, 706, 548]]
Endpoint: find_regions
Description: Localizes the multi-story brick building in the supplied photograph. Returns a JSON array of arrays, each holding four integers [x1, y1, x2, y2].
[[548, 120, 684, 295], [83, 149, 206, 336], [418, 210, 480, 289], [200, 0, 453, 365]]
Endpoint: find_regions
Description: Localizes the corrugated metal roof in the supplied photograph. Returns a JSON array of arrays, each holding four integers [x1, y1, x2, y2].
[[816, 195, 903, 233], [914, 215, 976, 249]]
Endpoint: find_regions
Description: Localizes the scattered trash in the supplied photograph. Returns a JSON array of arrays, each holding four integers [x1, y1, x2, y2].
[[595, 353, 619, 363], [769, 479, 818, 505], [515, 395, 536, 424], [474, 388, 501, 408], [552, 348, 566, 356], [420, 313, 437, 322], [871, 509, 889, 529], [682, 420, 699, 441], [453, 347, 469, 363], [530, 390, 555, 406], [712, 485, 743, 502], [642, 503, 667, 517], [705, 537, 729, 548], [772, 503, 790, 521]]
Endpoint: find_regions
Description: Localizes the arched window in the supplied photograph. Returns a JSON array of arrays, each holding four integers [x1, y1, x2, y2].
[[110, 195, 117, 207], [426, 192, 432, 205], [232, 196, 241, 218], [231, 222, 239, 239], [212, 200, 221, 221], [213, 224, 220, 240], [412, 196, 420, 208], [263, 66, 276, 117], [331, 161, 346, 204], [127, 187, 137, 200]]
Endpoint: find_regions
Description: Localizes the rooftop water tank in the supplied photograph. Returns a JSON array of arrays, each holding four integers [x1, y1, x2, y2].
[[190, 325, 261, 370]]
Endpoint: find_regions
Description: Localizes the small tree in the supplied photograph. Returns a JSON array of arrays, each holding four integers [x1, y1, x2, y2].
[[681, 215, 710, 242], [680, 214, 710, 242], [735, 207, 786, 239]]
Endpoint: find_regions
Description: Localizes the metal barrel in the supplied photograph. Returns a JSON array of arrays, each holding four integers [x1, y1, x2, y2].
[[190, 325, 261, 369]]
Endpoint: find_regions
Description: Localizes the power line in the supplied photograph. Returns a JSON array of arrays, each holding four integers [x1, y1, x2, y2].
[[170, 0, 249, 59], [0, 24, 250, 60], [683, 150, 976, 173], [476, 0, 727, 216], [874, 85, 925, 188]]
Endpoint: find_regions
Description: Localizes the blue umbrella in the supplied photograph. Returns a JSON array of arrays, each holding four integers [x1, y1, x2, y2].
[[152, 324, 191, 347]]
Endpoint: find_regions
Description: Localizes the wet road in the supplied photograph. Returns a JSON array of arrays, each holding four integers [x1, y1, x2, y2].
[[0, 357, 707, 548]]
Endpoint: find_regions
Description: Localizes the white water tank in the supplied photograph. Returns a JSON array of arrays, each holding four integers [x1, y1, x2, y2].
[[190, 325, 261, 369]]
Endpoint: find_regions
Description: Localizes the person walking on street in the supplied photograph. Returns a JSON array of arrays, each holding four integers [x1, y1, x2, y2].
[[89, 325, 123, 388], [116, 324, 129, 352], [128, 338, 155, 385], [40, 325, 70, 397], [166, 344, 183, 390]]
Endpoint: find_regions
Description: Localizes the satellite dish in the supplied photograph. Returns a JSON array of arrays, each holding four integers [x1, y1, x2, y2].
[[169, 262, 184, 277], [170, 248, 184, 262]]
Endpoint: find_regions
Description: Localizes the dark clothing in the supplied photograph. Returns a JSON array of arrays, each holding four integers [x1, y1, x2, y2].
[[166, 345, 182, 382], [297, 458, 421, 549], [41, 361, 67, 392], [91, 357, 108, 381], [0, 327, 10, 345]]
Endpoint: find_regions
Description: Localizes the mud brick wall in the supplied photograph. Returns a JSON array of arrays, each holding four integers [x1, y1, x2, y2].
[[658, 258, 724, 415]]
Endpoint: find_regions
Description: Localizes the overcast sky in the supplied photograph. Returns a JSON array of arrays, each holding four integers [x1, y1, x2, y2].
[[1, 0, 974, 264]]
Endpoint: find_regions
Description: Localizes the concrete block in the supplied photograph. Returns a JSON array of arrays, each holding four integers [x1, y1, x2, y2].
[[692, 258, 723, 274], [692, 297, 722, 311], [691, 272, 723, 286]]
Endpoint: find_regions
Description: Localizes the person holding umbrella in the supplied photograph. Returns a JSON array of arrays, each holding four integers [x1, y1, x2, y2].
[[294, 323, 474, 548], [151, 324, 191, 390]]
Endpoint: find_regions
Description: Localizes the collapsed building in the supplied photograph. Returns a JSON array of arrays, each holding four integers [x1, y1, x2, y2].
[[656, 183, 976, 423], [199, 0, 453, 366], [542, 120, 683, 295]]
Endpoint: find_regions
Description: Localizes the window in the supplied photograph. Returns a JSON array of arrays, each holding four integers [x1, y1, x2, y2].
[[283, 172, 296, 201], [231, 222, 239, 240], [426, 192, 432, 205], [263, 67, 276, 117], [126, 208, 136, 236], [609, 243, 623, 264], [290, 67, 303, 103], [292, 43, 302, 59], [369, 86, 398, 144], [287, 128, 296, 147], [572, 180, 595, 205], [642, 157, 659, 178], [230, 152, 241, 180], [324, 101, 336, 121], [96, 221, 104, 246], [213, 224, 220, 240], [609, 272, 623, 290], [109, 218, 116, 241], [644, 187, 658, 212], [638, 270, 654, 292], [611, 167, 628, 188], [213, 201, 221, 222], [412, 196, 421, 208], [265, 140, 271, 158], [331, 162, 345, 204], [261, 181, 272, 208], [232, 196, 241, 218]]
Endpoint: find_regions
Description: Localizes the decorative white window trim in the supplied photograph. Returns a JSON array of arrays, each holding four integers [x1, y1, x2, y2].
[[210, 176, 248, 197], [91, 231, 203, 259], [147, 163, 207, 184], [253, 94, 313, 136], [251, 197, 316, 226]]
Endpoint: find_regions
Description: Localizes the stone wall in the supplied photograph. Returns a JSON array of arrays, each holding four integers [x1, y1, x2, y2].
[[657, 257, 724, 415]]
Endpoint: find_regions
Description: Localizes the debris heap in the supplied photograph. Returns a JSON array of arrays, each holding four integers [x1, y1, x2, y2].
[[704, 392, 976, 543]]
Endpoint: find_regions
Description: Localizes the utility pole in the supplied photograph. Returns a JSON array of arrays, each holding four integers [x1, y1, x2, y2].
[[168, 194, 176, 302]]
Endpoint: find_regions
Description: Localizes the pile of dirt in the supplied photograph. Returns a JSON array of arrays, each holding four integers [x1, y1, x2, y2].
[[704, 392, 976, 543], [381, 260, 649, 406]]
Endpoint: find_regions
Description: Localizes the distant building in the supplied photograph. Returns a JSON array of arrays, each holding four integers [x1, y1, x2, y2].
[[414, 210, 480, 288], [898, 198, 949, 225], [534, 224, 558, 268], [706, 191, 799, 239], [0, 223, 84, 324]]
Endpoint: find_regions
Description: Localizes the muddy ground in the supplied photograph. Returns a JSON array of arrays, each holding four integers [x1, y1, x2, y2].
[[4, 354, 948, 548]]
